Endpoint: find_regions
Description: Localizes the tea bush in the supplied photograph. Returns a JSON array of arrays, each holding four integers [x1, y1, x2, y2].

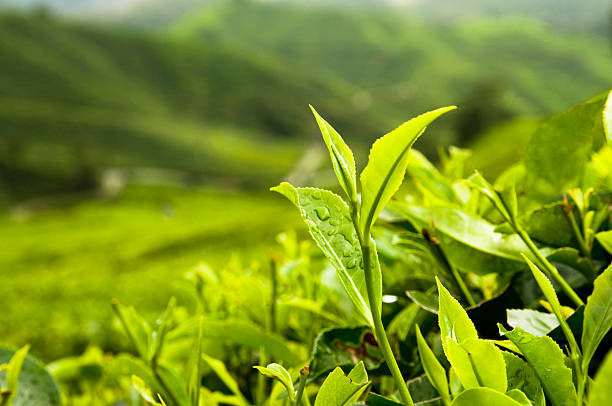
[[1, 89, 611, 405]]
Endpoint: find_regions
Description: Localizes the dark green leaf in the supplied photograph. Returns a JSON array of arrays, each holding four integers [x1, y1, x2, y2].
[[0, 347, 61, 406], [309, 327, 383, 381], [503, 351, 545, 406], [415, 325, 450, 404], [524, 92, 609, 199]]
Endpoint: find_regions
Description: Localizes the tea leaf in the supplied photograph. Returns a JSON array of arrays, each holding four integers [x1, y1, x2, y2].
[[524, 92, 609, 199], [202, 354, 249, 406], [449, 387, 523, 406], [359, 106, 455, 235], [499, 325, 577, 406], [595, 230, 612, 255], [0, 347, 61, 406], [589, 350, 612, 405], [394, 204, 529, 275], [504, 389, 532, 406], [415, 325, 450, 404], [310, 105, 357, 203], [436, 278, 477, 354], [314, 362, 369, 406], [445, 338, 507, 392], [506, 309, 559, 336], [254, 364, 294, 402], [582, 263, 612, 371], [272, 182, 377, 326], [604, 89, 612, 145], [503, 351, 545, 406]]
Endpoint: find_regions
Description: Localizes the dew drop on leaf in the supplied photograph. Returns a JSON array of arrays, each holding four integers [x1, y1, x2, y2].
[[315, 207, 330, 220]]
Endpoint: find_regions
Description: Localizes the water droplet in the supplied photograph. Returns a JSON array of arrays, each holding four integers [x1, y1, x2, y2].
[[347, 258, 358, 268], [312, 190, 322, 199], [315, 207, 330, 220]]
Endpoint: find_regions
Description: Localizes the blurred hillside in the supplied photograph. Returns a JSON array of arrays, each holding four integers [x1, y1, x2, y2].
[[0, 0, 611, 205]]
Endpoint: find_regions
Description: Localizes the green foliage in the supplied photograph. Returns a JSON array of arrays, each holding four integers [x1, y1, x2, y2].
[[314, 362, 369, 406], [0, 347, 61, 406], [582, 264, 612, 371]]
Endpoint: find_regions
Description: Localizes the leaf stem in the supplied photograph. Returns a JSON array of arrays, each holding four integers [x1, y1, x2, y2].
[[295, 366, 309, 406], [514, 226, 584, 307], [362, 242, 415, 406]]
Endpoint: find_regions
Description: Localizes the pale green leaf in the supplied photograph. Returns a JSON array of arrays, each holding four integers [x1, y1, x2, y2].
[[582, 263, 612, 371], [499, 325, 577, 406], [254, 364, 294, 402], [505, 389, 532, 406], [415, 325, 450, 404], [604, 89, 612, 146], [450, 387, 523, 406], [522, 256, 578, 353], [314, 362, 369, 406], [132, 375, 163, 405], [467, 171, 515, 222], [445, 338, 507, 392], [436, 278, 477, 354], [394, 204, 530, 275], [588, 350, 612, 405], [507, 309, 559, 337], [359, 106, 456, 234], [595, 230, 612, 255], [272, 182, 377, 325], [310, 105, 357, 202]]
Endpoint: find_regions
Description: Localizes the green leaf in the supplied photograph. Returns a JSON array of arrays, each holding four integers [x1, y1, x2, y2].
[[149, 297, 176, 362], [0, 347, 61, 406], [406, 291, 439, 314], [111, 300, 151, 359], [132, 375, 163, 405], [167, 317, 299, 365], [467, 171, 515, 223], [506, 309, 559, 337], [499, 325, 577, 406], [503, 351, 544, 406], [406, 373, 443, 404], [394, 204, 529, 275], [254, 364, 294, 402], [359, 106, 456, 234], [187, 317, 204, 406], [314, 362, 369, 406], [524, 92, 609, 199], [202, 354, 249, 406], [415, 325, 450, 405], [450, 387, 523, 406], [604, 89, 612, 146], [155, 364, 191, 406], [366, 393, 403, 406], [407, 150, 459, 204], [504, 389, 532, 406], [309, 327, 383, 381], [272, 182, 377, 326], [522, 202, 575, 247], [582, 263, 612, 371], [522, 256, 578, 353], [445, 338, 507, 392], [310, 105, 357, 202], [595, 230, 612, 255], [589, 350, 612, 405], [436, 278, 477, 354]]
